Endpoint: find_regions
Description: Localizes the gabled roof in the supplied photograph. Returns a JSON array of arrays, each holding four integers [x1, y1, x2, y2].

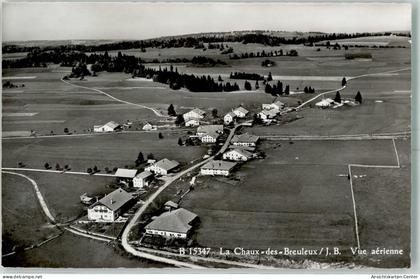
[[226, 148, 253, 158], [134, 170, 153, 180], [93, 188, 133, 212], [186, 108, 206, 116], [259, 109, 278, 117], [164, 201, 179, 209], [228, 145, 256, 152], [273, 101, 285, 107], [154, 158, 179, 171], [185, 118, 200, 123], [104, 121, 120, 129], [231, 133, 260, 143], [145, 208, 197, 234], [233, 106, 249, 114], [115, 168, 138, 178], [201, 160, 237, 171], [202, 131, 220, 140], [197, 125, 224, 134], [225, 112, 236, 118]]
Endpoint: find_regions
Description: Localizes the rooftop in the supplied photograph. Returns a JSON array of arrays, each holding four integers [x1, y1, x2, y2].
[[231, 133, 260, 143], [104, 121, 120, 129], [197, 125, 224, 134], [134, 170, 153, 179], [187, 108, 206, 116], [154, 158, 180, 171], [115, 168, 138, 178], [93, 188, 133, 212], [226, 148, 253, 158], [145, 208, 198, 234], [234, 106, 249, 114], [201, 160, 237, 171]]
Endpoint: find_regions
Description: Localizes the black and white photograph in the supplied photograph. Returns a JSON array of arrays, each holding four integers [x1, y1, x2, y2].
[[1, 1, 414, 272]]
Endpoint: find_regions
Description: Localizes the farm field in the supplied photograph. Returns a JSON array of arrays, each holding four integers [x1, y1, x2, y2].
[[351, 138, 410, 267], [2, 173, 62, 255], [2, 131, 206, 172]]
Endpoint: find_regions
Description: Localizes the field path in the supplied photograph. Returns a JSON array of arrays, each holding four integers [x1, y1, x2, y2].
[[61, 78, 166, 117]]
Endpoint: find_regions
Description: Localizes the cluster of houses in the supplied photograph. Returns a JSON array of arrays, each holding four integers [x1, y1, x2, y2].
[[315, 98, 358, 109], [87, 158, 180, 222], [183, 108, 206, 127]]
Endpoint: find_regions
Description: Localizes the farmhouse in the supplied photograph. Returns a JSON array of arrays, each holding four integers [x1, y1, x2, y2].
[[231, 133, 260, 147], [224, 112, 236, 125], [200, 160, 238, 176], [196, 125, 224, 137], [145, 208, 198, 239], [315, 98, 335, 108], [93, 121, 121, 133], [133, 170, 153, 188], [262, 101, 285, 111], [233, 106, 249, 118], [115, 168, 138, 185], [223, 149, 254, 161], [87, 188, 134, 222], [145, 158, 180, 175], [257, 109, 278, 120], [142, 122, 156, 131], [183, 108, 206, 121], [185, 118, 200, 127], [201, 132, 220, 143]]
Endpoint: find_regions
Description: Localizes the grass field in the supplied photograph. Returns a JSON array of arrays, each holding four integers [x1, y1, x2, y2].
[[3, 131, 206, 172], [2, 173, 62, 255]]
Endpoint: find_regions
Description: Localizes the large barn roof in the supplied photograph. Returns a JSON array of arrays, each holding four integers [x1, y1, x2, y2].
[[145, 208, 197, 234]]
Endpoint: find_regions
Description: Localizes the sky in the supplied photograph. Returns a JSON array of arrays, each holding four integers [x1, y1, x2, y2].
[[2, 2, 412, 42]]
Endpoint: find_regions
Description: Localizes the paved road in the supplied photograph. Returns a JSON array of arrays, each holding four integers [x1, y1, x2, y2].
[[61, 78, 166, 117]]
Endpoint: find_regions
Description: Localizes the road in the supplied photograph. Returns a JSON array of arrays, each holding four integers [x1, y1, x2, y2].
[[1, 167, 116, 177], [260, 131, 411, 141]]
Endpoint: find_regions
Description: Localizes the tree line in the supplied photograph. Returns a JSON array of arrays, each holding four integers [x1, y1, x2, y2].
[[229, 49, 298, 60]]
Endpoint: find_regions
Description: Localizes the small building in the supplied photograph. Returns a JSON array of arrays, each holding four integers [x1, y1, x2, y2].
[[183, 108, 206, 121], [164, 201, 179, 211], [145, 158, 180, 175], [233, 106, 249, 118], [115, 168, 138, 185], [257, 109, 278, 120], [231, 133, 260, 147], [315, 98, 334, 108], [185, 118, 200, 127], [142, 122, 157, 131], [93, 121, 121, 133], [145, 208, 198, 239], [87, 188, 134, 222], [200, 160, 238, 176], [133, 170, 153, 188], [262, 101, 285, 111], [223, 149, 254, 162], [224, 112, 236, 125]]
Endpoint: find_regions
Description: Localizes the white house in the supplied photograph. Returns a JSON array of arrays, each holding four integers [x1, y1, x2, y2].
[[201, 131, 219, 143], [133, 170, 153, 188], [223, 149, 254, 161], [142, 122, 157, 131], [185, 118, 200, 127], [145, 158, 180, 175], [183, 108, 206, 121], [200, 160, 238, 176], [93, 121, 121, 133], [145, 208, 198, 239], [224, 112, 236, 125], [233, 106, 249, 118], [231, 133, 260, 147], [257, 109, 278, 120], [262, 101, 285, 111], [87, 188, 134, 222], [315, 98, 335, 108]]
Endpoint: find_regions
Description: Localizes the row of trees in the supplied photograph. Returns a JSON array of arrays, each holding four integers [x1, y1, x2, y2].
[[229, 72, 265, 80], [264, 81, 290, 96], [229, 49, 298, 60]]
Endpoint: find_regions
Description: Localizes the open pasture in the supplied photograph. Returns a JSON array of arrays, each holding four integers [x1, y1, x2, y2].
[[2, 131, 206, 172]]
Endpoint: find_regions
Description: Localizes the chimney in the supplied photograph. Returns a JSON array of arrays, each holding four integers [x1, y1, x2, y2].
[[111, 199, 115, 204]]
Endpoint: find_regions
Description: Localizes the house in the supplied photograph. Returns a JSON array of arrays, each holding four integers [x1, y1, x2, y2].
[[315, 98, 334, 108], [200, 160, 238, 176], [233, 106, 249, 118], [142, 122, 157, 131], [133, 170, 153, 188], [115, 168, 138, 185], [257, 109, 278, 121], [145, 208, 198, 239], [231, 133, 260, 147], [183, 108, 206, 121], [262, 101, 285, 111], [93, 121, 121, 133], [145, 158, 180, 175], [201, 131, 220, 143], [223, 149, 254, 161], [164, 201, 179, 211], [87, 188, 134, 222], [185, 118, 200, 127], [228, 144, 256, 152], [224, 112, 236, 125], [196, 125, 224, 137]]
